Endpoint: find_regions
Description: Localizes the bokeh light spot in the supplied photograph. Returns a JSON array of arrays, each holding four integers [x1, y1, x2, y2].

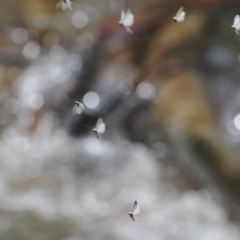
[[72, 12, 89, 29], [23, 41, 41, 60], [83, 91, 100, 109], [136, 82, 155, 100]]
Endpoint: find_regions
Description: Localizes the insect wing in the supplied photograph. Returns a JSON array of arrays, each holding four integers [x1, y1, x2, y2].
[[96, 118, 105, 134], [124, 9, 134, 27], [235, 20, 240, 34], [72, 103, 84, 115], [132, 201, 141, 216], [96, 118, 103, 128], [79, 103, 85, 111], [131, 201, 137, 212], [233, 15, 240, 28], [66, 0, 72, 10], [235, 19, 240, 30], [177, 11, 185, 22], [72, 105, 80, 115], [56, 0, 71, 10], [120, 10, 125, 23], [98, 123, 105, 134], [56, 0, 67, 10], [176, 7, 184, 18], [56, 1, 64, 9]]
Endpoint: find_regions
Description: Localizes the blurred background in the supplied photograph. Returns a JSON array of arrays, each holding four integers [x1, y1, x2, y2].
[[1, 0, 240, 239]]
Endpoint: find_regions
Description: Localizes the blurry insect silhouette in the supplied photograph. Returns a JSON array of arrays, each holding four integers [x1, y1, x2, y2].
[[128, 201, 141, 221], [72, 101, 85, 115], [232, 15, 240, 35], [92, 118, 105, 139], [119, 9, 134, 34], [173, 7, 185, 23], [56, 0, 72, 10]]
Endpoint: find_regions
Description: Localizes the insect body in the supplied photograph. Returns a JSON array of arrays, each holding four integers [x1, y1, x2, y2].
[[92, 118, 106, 139], [72, 101, 85, 115], [232, 15, 240, 35], [173, 7, 185, 23], [56, 0, 72, 10], [128, 201, 141, 221], [119, 9, 134, 34]]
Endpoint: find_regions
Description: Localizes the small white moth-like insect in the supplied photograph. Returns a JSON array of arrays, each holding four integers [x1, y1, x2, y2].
[[232, 15, 240, 35], [93, 118, 105, 139], [72, 101, 85, 115], [119, 9, 134, 34], [128, 201, 141, 221], [173, 7, 185, 23], [56, 0, 72, 10]]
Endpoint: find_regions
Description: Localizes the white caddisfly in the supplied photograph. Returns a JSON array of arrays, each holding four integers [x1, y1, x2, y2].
[[72, 101, 85, 115], [128, 201, 141, 221], [173, 7, 185, 23], [92, 118, 105, 139], [119, 9, 134, 34], [56, 0, 72, 10], [232, 15, 240, 35]]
